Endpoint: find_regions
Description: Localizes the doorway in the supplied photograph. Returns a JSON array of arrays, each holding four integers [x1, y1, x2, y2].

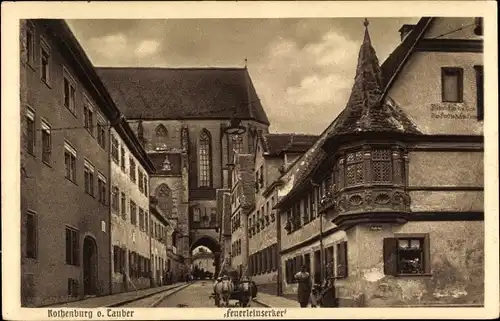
[[83, 236, 98, 296]]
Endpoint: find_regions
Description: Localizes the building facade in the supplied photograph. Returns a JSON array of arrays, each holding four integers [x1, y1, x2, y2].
[[228, 154, 255, 276], [275, 17, 484, 307], [20, 19, 123, 306], [247, 133, 317, 295], [109, 120, 155, 293], [96, 67, 271, 275]]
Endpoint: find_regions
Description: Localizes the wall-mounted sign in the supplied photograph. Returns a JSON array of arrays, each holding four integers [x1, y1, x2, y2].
[[430, 103, 476, 120]]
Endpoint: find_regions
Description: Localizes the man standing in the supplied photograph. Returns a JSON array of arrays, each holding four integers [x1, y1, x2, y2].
[[294, 265, 312, 308]]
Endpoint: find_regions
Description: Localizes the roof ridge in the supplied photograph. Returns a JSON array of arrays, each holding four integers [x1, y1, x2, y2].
[[95, 66, 247, 71]]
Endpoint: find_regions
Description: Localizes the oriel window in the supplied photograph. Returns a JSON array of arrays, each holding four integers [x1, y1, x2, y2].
[[441, 67, 463, 103]]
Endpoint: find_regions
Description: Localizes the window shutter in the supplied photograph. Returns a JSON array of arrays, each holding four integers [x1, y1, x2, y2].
[[337, 241, 348, 278], [423, 234, 431, 274], [383, 238, 398, 276], [286, 259, 292, 283]]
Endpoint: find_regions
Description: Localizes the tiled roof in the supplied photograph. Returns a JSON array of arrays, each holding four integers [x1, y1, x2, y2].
[[96, 67, 270, 125], [276, 18, 433, 206], [325, 19, 423, 138], [262, 133, 319, 156]]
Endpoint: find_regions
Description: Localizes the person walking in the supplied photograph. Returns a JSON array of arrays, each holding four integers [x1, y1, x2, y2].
[[294, 265, 313, 308], [319, 277, 337, 307]]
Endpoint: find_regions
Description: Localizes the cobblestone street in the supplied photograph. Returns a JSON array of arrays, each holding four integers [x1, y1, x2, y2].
[[157, 281, 266, 308]]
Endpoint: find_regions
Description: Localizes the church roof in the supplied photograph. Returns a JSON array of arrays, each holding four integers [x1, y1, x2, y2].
[[95, 67, 270, 125], [262, 133, 319, 156], [275, 18, 433, 209]]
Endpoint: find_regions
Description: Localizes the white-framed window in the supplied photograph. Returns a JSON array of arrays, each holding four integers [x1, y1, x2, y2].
[[120, 192, 127, 219], [83, 96, 94, 135], [40, 37, 51, 84], [129, 158, 136, 183], [193, 208, 200, 223], [25, 107, 35, 155], [64, 142, 77, 182], [111, 134, 119, 163], [97, 115, 106, 148], [111, 186, 119, 212], [84, 159, 95, 196], [63, 67, 77, 115], [25, 21, 36, 66], [120, 146, 126, 171], [97, 172, 107, 204], [41, 119, 52, 164]]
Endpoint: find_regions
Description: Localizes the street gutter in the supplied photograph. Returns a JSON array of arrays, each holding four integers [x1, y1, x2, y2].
[[150, 282, 194, 307], [105, 283, 190, 307]]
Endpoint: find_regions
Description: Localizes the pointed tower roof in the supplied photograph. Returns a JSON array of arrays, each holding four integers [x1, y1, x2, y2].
[[326, 19, 422, 139]]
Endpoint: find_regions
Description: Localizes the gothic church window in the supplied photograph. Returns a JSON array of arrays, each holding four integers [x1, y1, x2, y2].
[[156, 184, 172, 214], [155, 125, 168, 150], [198, 129, 212, 187]]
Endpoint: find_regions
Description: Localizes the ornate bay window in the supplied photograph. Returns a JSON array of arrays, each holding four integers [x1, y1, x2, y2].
[[320, 144, 410, 225]]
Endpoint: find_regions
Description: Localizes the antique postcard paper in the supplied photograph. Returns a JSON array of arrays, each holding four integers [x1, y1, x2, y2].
[[2, 1, 499, 320]]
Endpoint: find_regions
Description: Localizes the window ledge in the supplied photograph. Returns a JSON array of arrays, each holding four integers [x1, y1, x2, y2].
[[395, 273, 433, 278], [27, 62, 36, 72], [42, 160, 52, 168], [65, 177, 78, 186], [41, 79, 52, 89]]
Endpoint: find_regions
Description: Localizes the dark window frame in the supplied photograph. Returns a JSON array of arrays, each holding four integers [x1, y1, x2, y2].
[[383, 233, 431, 276], [25, 107, 36, 156], [198, 129, 213, 188], [41, 120, 52, 164], [474, 65, 484, 121], [441, 67, 464, 103], [65, 226, 79, 266], [25, 210, 38, 259]]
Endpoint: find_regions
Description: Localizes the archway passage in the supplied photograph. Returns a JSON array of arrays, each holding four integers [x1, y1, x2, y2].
[[190, 236, 221, 278], [83, 236, 98, 296]]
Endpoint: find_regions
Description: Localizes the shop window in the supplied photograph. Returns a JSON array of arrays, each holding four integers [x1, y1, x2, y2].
[[383, 234, 430, 276]]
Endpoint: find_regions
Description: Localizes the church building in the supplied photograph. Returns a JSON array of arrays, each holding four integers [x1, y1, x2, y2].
[[97, 67, 271, 273]]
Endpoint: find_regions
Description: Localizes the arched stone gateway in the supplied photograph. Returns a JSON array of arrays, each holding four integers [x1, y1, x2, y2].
[[190, 236, 222, 277], [83, 236, 98, 296]]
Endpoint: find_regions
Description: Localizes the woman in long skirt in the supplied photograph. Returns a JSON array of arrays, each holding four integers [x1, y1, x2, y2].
[[294, 265, 313, 308]]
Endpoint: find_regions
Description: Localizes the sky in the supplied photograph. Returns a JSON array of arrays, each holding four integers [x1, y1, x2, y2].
[[67, 18, 420, 134]]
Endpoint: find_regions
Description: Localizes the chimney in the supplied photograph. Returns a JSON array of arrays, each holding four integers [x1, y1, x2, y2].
[[398, 24, 416, 41]]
